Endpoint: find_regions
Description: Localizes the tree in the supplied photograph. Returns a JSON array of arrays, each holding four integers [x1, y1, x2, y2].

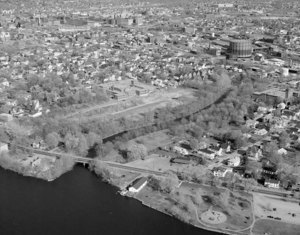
[[263, 141, 278, 155], [45, 132, 60, 149], [64, 133, 79, 152], [91, 160, 111, 181], [86, 132, 101, 148], [279, 131, 290, 148], [126, 142, 148, 162], [77, 134, 89, 156]]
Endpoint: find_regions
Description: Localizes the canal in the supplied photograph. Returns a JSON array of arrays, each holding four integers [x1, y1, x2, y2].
[[0, 166, 221, 235]]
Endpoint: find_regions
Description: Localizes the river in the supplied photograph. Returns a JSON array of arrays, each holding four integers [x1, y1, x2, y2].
[[0, 166, 222, 235]]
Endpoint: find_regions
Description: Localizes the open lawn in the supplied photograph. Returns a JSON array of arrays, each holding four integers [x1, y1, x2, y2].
[[180, 183, 253, 231], [252, 219, 300, 235], [107, 168, 141, 189], [253, 193, 300, 225], [130, 130, 172, 151], [126, 155, 207, 174], [66, 86, 196, 122]]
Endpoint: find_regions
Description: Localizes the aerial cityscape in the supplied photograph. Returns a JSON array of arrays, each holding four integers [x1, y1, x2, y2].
[[0, 0, 300, 234]]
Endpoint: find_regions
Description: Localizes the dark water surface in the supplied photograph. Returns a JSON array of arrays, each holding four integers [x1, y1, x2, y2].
[[0, 166, 221, 235]]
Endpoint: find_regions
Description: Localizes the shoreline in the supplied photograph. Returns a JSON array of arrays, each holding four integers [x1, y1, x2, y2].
[[0, 159, 73, 182], [102, 173, 242, 235], [129, 192, 245, 235]]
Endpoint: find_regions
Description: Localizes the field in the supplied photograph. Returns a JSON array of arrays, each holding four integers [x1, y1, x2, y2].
[[253, 193, 300, 225], [64, 84, 196, 123], [126, 155, 207, 175], [129, 130, 172, 151], [184, 184, 253, 231], [131, 180, 253, 235], [252, 219, 300, 235]]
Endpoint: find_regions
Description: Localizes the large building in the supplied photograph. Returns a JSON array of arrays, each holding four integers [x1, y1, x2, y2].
[[228, 39, 252, 58], [129, 177, 148, 193], [252, 88, 300, 105]]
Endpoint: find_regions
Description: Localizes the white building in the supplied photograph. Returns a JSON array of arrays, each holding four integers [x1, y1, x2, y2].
[[173, 146, 189, 155], [198, 149, 215, 159], [228, 156, 241, 167], [0, 142, 8, 153], [213, 167, 233, 178], [264, 179, 280, 189], [129, 177, 148, 193]]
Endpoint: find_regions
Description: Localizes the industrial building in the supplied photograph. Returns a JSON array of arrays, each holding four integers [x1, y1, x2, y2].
[[228, 39, 252, 58]]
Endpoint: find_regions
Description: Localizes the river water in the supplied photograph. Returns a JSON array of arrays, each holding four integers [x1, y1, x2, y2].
[[0, 166, 221, 235]]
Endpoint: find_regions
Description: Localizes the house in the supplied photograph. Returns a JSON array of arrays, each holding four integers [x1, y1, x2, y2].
[[0, 113, 13, 122], [198, 148, 215, 159], [228, 156, 241, 167], [246, 119, 258, 128], [0, 142, 8, 153], [209, 145, 223, 156], [170, 157, 191, 165], [173, 146, 189, 155], [213, 167, 233, 177], [129, 177, 148, 193], [278, 148, 288, 155], [255, 128, 268, 136], [264, 179, 280, 189]]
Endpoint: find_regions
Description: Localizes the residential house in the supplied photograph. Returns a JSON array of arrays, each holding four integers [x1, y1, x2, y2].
[[198, 148, 215, 159], [209, 145, 223, 156], [0, 142, 8, 153], [228, 156, 241, 167], [213, 167, 233, 177], [170, 157, 191, 165], [278, 148, 288, 155], [264, 179, 280, 189]]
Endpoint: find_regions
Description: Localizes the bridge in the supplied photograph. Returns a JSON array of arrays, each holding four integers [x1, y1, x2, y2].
[[73, 156, 165, 176]]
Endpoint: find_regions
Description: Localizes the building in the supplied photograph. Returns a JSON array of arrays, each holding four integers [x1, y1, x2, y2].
[[213, 167, 233, 177], [129, 177, 148, 193], [252, 88, 292, 105], [214, 3, 234, 8], [228, 39, 252, 58], [264, 179, 280, 189], [198, 149, 215, 159], [170, 157, 191, 165], [228, 156, 241, 167], [0, 142, 8, 153], [173, 146, 189, 155], [208, 145, 223, 156]]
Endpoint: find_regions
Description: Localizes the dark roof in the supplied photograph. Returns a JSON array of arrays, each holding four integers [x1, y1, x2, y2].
[[265, 179, 279, 184], [199, 149, 214, 154], [131, 177, 147, 190], [171, 158, 191, 164], [248, 138, 257, 144], [209, 145, 221, 151], [282, 110, 295, 116]]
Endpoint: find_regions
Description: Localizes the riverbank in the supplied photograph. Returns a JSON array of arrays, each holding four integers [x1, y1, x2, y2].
[[127, 182, 251, 235], [129, 187, 231, 235], [90, 162, 249, 235], [0, 152, 75, 181], [0, 166, 219, 235]]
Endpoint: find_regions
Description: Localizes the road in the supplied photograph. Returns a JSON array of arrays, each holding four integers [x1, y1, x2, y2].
[[64, 100, 121, 119], [15, 145, 166, 176]]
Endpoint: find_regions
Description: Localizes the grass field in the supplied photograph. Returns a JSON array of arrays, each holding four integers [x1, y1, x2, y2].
[[253, 193, 300, 225], [130, 130, 172, 151], [252, 219, 300, 235]]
